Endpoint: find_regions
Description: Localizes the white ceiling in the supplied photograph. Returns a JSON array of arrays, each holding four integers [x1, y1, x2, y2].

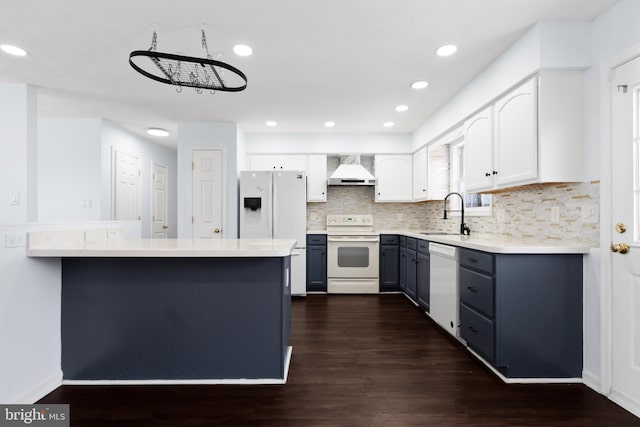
[[0, 0, 619, 148]]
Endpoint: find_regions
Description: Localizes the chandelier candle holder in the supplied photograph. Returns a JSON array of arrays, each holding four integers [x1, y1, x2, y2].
[[129, 28, 247, 93]]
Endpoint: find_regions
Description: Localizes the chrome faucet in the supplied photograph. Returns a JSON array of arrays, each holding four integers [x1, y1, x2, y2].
[[443, 192, 471, 235]]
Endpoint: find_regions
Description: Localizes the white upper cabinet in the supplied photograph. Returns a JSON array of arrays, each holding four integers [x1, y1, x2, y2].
[[412, 147, 428, 200], [307, 154, 327, 202], [249, 154, 307, 171], [374, 154, 413, 202], [464, 72, 584, 192], [464, 106, 494, 192], [494, 77, 538, 187]]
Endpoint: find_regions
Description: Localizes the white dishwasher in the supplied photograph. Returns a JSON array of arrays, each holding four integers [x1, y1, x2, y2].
[[429, 242, 460, 338]]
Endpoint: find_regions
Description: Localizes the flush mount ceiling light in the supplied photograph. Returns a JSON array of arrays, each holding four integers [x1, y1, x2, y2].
[[147, 127, 170, 137], [383, 122, 395, 128], [232, 44, 253, 57], [411, 81, 429, 90], [324, 121, 335, 128], [129, 28, 247, 94], [266, 121, 277, 127], [435, 44, 458, 57], [395, 105, 409, 112], [0, 44, 27, 56]]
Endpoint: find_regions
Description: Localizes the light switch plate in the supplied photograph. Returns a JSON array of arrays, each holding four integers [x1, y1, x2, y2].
[[551, 206, 560, 224], [582, 204, 598, 224], [5, 232, 27, 248]]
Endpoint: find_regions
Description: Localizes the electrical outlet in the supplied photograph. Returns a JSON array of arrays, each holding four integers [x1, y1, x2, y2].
[[5, 232, 26, 248], [582, 204, 599, 224], [551, 206, 560, 224]]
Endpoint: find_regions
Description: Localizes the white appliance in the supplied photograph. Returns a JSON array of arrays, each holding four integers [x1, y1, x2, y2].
[[326, 214, 379, 293], [429, 242, 460, 337], [240, 171, 307, 296]]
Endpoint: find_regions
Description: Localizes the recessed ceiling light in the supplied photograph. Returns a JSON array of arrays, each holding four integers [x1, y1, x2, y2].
[[383, 122, 395, 128], [324, 121, 335, 128], [233, 44, 253, 57], [266, 121, 277, 127], [411, 81, 429, 90], [435, 44, 457, 57], [0, 44, 27, 56], [395, 105, 409, 112], [147, 127, 169, 137]]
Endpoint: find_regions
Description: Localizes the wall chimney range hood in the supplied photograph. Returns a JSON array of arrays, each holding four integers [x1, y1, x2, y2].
[[328, 155, 376, 186]]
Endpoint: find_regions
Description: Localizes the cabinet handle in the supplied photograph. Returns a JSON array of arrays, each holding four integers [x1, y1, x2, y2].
[[468, 326, 479, 333], [467, 286, 479, 293], [492, 170, 498, 175], [485, 172, 491, 177], [467, 258, 478, 263]]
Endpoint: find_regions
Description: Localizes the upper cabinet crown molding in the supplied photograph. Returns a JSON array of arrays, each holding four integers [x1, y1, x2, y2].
[[464, 71, 584, 193]]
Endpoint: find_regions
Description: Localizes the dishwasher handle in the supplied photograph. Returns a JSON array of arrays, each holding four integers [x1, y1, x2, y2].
[[428, 242, 458, 258]]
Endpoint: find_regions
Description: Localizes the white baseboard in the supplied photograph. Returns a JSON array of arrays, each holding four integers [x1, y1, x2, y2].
[[10, 371, 63, 404], [582, 369, 601, 392], [610, 388, 640, 419], [63, 347, 293, 386], [466, 347, 583, 384]]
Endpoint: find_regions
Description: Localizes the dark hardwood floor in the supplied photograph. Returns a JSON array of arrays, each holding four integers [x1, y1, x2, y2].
[[39, 294, 639, 426]]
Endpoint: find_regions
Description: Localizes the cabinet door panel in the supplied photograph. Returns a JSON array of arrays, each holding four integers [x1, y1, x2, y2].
[[307, 155, 327, 202], [405, 248, 417, 301], [417, 253, 430, 311], [460, 304, 495, 362], [464, 107, 493, 192], [380, 245, 400, 291], [412, 148, 428, 200], [495, 78, 538, 186], [375, 155, 413, 202]]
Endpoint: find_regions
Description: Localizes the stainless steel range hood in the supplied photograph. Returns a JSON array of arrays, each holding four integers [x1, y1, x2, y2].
[[328, 155, 376, 186]]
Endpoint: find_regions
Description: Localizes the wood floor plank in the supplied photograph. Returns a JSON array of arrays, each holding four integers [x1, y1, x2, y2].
[[38, 294, 640, 426]]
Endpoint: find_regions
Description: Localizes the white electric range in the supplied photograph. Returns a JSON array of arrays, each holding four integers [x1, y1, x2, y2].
[[326, 214, 379, 293]]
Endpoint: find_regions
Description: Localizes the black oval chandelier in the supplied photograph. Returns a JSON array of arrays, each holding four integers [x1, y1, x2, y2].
[[129, 28, 248, 94]]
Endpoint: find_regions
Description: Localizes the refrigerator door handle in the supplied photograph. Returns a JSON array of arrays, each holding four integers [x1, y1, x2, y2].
[[272, 177, 278, 238]]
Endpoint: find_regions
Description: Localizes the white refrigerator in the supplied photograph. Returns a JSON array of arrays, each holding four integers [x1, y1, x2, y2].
[[240, 171, 307, 296]]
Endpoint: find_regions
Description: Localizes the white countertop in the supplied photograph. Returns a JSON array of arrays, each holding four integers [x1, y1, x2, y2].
[[308, 229, 591, 254], [27, 231, 297, 258]]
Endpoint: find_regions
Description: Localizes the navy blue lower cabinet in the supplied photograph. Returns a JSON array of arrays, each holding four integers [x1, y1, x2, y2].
[[379, 234, 400, 292], [405, 242, 418, 301], [61, 256, 291, 381], [307, 234, 327, 292], [416, 251, 430, 311], [459, 248, 583, 379], [399, 238, 407, 293]]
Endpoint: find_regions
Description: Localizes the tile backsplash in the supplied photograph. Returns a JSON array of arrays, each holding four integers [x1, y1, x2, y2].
[[307, 181, 599, 246]]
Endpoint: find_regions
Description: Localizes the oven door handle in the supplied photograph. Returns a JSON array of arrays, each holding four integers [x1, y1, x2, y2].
[[327, 236, 380, 243]]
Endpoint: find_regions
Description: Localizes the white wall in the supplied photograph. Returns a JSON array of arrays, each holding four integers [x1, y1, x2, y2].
[[38, 118, 103, 222], [101, 121, 178, 238], [0, 84, 37, 223], [177, 122, 240, 238], [0, 221, 141, 404], [245, 132, 412, 154]]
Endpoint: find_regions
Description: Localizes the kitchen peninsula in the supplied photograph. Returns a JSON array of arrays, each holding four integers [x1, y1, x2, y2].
[[27, 230, 295, 384]]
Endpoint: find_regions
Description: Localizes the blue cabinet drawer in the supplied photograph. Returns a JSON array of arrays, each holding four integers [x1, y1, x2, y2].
[[380, 234, 399, 245], [417, 239, 429, 255], [406, 237, 417, 250], [460, 268, 494, 317], [307, 234, 327, 245], [459, 248, 494, 274], [460, 304, 495, 363]]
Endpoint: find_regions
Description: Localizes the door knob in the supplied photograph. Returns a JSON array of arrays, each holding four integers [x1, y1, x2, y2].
[[610, 243, 630, 254], [616, 223, 626, 233], [162, 225, 169, 230], [213, 228, 221, 234]]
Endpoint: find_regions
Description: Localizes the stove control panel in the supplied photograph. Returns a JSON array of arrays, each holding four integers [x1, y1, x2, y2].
[[326, 215, 374, 227]]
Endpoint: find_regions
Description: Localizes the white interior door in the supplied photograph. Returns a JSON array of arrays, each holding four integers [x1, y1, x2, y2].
[[113, 149, 141, 221], [610, 55, 640, 416], [151, 162, 168, 238], [192, 149, 223, 239]]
